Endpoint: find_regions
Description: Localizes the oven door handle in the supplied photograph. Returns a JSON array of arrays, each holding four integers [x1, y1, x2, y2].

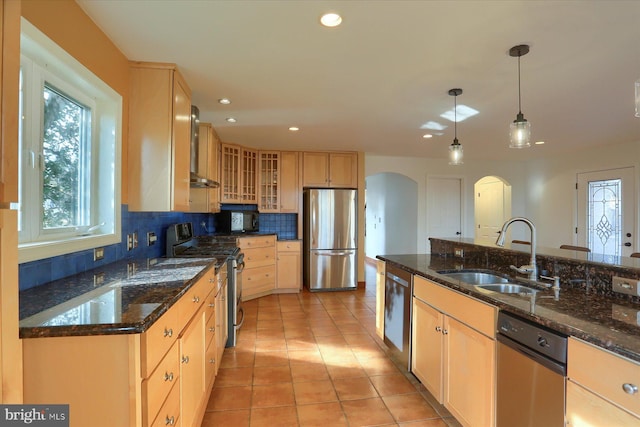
[[234, 307, 245, 330]]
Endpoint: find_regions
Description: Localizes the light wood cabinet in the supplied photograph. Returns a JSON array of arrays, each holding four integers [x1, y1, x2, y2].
[[411, 275, 496, 427], [567, 337, 640, 425], [22, 263, 222, 427], [215, 267, 228, 370], [375, 260, 385, 339], [190, 122, 220, 213], [129, 62, 191, 212], [238, 235, 276, 300], [276, 240, 301, 292], [302, 151, 357, 188], [258, 151, 299, 212], [220, 144, 257, 203]]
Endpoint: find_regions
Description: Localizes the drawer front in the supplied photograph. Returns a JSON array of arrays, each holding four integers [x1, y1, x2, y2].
[[244, 265, 276, 298], [176, 272, 213, 327], [238, 235, 276, 249], [205, 308, 216, 349], [205, 335, 217, 387], [142, 342, 179, 426], [244, 246, 276, 268], [204, 287, 216, 324], [413, 275, 496, 338], [150, 379, 180, 427], [277, 240, 301, 253], [569, 338, 640, 417], [141, 304, 180, 378]]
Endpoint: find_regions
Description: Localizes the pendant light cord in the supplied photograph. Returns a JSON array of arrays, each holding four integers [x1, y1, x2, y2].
[[517, 54, 522, 114], [454, 93, 458, 142]]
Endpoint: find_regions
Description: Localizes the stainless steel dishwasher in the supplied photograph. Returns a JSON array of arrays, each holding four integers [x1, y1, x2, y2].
[[384, 264, 412, 370], [496, 311, 567, 427]]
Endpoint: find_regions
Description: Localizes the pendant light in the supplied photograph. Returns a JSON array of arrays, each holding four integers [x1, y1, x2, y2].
[[448, 88, 463, 165], [509, 44, 531, 148]]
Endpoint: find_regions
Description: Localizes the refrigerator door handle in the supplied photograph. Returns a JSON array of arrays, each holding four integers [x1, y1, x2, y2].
[[314, 251, 355, 256]]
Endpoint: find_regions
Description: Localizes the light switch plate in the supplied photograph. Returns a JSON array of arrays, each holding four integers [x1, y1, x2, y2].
[[612, 276, 640, 296]]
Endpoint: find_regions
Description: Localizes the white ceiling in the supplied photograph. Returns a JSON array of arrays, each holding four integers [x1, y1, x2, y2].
[[76, 0, 640, 162]]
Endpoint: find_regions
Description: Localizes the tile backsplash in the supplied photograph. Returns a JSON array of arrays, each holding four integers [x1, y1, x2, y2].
[[19, 205, 298, 290]]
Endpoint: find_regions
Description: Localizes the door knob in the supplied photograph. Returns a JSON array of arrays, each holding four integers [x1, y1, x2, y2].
[[625, 242, 632, 247], [627, 233, 632, 238]]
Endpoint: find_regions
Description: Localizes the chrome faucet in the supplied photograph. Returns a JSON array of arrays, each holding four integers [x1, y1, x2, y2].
[[495, 217, 537, 280]]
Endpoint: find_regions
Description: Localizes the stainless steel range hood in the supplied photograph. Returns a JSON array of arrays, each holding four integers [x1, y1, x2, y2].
[[190, 105, 220, 188]]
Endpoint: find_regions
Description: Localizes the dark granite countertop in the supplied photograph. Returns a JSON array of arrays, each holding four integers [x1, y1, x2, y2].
[[378, 254, 640, 363], [19, 256, 221, 339]]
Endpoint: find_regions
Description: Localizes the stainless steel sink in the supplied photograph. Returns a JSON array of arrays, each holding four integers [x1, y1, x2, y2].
[[475, 284, 538, 295], [439, 271, 509, 285]]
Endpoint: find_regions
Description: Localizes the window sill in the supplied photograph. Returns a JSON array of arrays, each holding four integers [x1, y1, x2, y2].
[[19, 233, 121, 264]]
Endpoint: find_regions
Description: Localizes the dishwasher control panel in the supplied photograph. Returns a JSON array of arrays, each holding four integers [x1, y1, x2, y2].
[[498, 311, 567, 364]]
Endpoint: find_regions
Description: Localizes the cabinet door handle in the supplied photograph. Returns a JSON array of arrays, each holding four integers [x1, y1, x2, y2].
[[623, 383, 638, 394], [193, 296, 200, 303], [165, 415, 175, 425], [164, 372, 174, 382], [209, 303, 215, 308], [182, 355, 190, 364], [435, 326, 442, 332], [163, 328, 173, 338], [442, 329, 449, 335], [209, 327, 215, 333], [209, 358, 215, 364]]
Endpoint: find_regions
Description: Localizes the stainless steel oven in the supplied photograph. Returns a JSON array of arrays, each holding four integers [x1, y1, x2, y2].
[[166, 222, 245, 348], [496, 311, 567, 427]]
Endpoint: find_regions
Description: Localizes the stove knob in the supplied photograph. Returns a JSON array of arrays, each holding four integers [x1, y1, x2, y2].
[[537, 336, 548, 347]]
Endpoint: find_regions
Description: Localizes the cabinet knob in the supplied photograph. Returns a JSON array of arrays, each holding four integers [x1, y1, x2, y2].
[[442, 329, 449, 335], [165, 416, 175, 426], [163, 328, 173, 338], [164, 372, 174, 382], [623, 383, 638, 395], [193, 296, 200, 303], [435, 326, 442, 332], [209, 327, 215, 333], [182, 355, 190, 364], [209, 303, 215, 308], [209, 358, 215, 364]]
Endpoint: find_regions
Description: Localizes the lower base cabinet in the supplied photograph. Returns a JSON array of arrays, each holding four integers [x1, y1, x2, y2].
[[566, 337, 640, 426], [22, 264, 226, 427], [276, 240, 301, 292], [411, 275, 496, 427]]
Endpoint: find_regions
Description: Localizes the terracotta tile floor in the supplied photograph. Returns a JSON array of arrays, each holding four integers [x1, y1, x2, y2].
[[201, 263, 462, 427]]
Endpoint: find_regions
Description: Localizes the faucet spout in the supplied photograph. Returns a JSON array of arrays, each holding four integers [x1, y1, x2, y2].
[[495, 217, 537, 280]]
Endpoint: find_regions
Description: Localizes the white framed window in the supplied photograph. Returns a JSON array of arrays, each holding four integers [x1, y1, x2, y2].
[[18, 19, 122, 263]]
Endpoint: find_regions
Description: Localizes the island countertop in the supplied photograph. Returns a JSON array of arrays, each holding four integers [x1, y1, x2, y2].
[[378, 253, 640, 363], [19, 256, 221, 339]]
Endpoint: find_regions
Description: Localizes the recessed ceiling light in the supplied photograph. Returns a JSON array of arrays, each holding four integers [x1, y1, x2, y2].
[[289, 127, 299, 131], [423, 134, 433, 139], [535, 141, 545, 145], [218, 98, 231, 105], [226, 117, 237, 123], [320, 12, 342, 27]]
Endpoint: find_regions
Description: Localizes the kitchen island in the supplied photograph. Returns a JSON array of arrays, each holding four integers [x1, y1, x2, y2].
[[377, 237, 640, 426]]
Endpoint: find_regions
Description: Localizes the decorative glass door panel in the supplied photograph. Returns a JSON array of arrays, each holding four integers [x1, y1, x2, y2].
[[259, 151, 279, 212]]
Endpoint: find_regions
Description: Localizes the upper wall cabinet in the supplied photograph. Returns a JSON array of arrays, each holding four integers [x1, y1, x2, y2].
[[190, 123, 220, 213], [128, 62, 191, 212], [302, 152, 357, 188], [220, 143, 257, 204], [258, 151, 299, 213]]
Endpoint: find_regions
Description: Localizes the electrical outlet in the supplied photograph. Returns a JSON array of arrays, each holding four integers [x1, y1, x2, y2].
[[612, 276, 640, 296], [93, 247, 104, 261], [454, 247, 464, 257], [147, 231, 157, 246], [132, 232, 138, 249], [93, 272, 104, 286], [127, 234, 134, 251]]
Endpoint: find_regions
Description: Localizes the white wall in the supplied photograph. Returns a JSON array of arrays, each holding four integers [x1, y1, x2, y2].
[[365, 172, 418, 257], [366, 140, 640, 254]]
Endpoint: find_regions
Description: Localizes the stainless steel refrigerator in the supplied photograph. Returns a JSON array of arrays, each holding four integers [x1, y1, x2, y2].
[[303, 188, 357, 291]]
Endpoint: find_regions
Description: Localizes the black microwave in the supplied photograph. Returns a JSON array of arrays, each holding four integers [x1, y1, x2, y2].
[[216, 210, 259, 233]]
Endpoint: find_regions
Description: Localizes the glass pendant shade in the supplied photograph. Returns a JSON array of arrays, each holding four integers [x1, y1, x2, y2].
[[449, 139, 463, 165], [509, 113, 531, 148]]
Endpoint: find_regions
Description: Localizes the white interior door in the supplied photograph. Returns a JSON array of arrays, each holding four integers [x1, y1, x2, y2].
[[427, 177, 462, 239], [577, 167, 636, 257], [475, 178, 510, 245]]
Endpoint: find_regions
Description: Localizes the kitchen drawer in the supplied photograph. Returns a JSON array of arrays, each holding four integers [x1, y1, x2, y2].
[[413, 275, 496, 338], [175, 270, 213, 327], [150, 378, 180, 427], [142, 342, 179, 426], [205, 333, 217, 386], [244, 246, 276, 268], [204, 287, 216, 324], [205, 307, 216, 349], [140, 302, 180, 378], [568, 337, 640, 417], [237, 235, 276, 249], [244, 264, 276, 298], [277, 240, 301, 253]]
